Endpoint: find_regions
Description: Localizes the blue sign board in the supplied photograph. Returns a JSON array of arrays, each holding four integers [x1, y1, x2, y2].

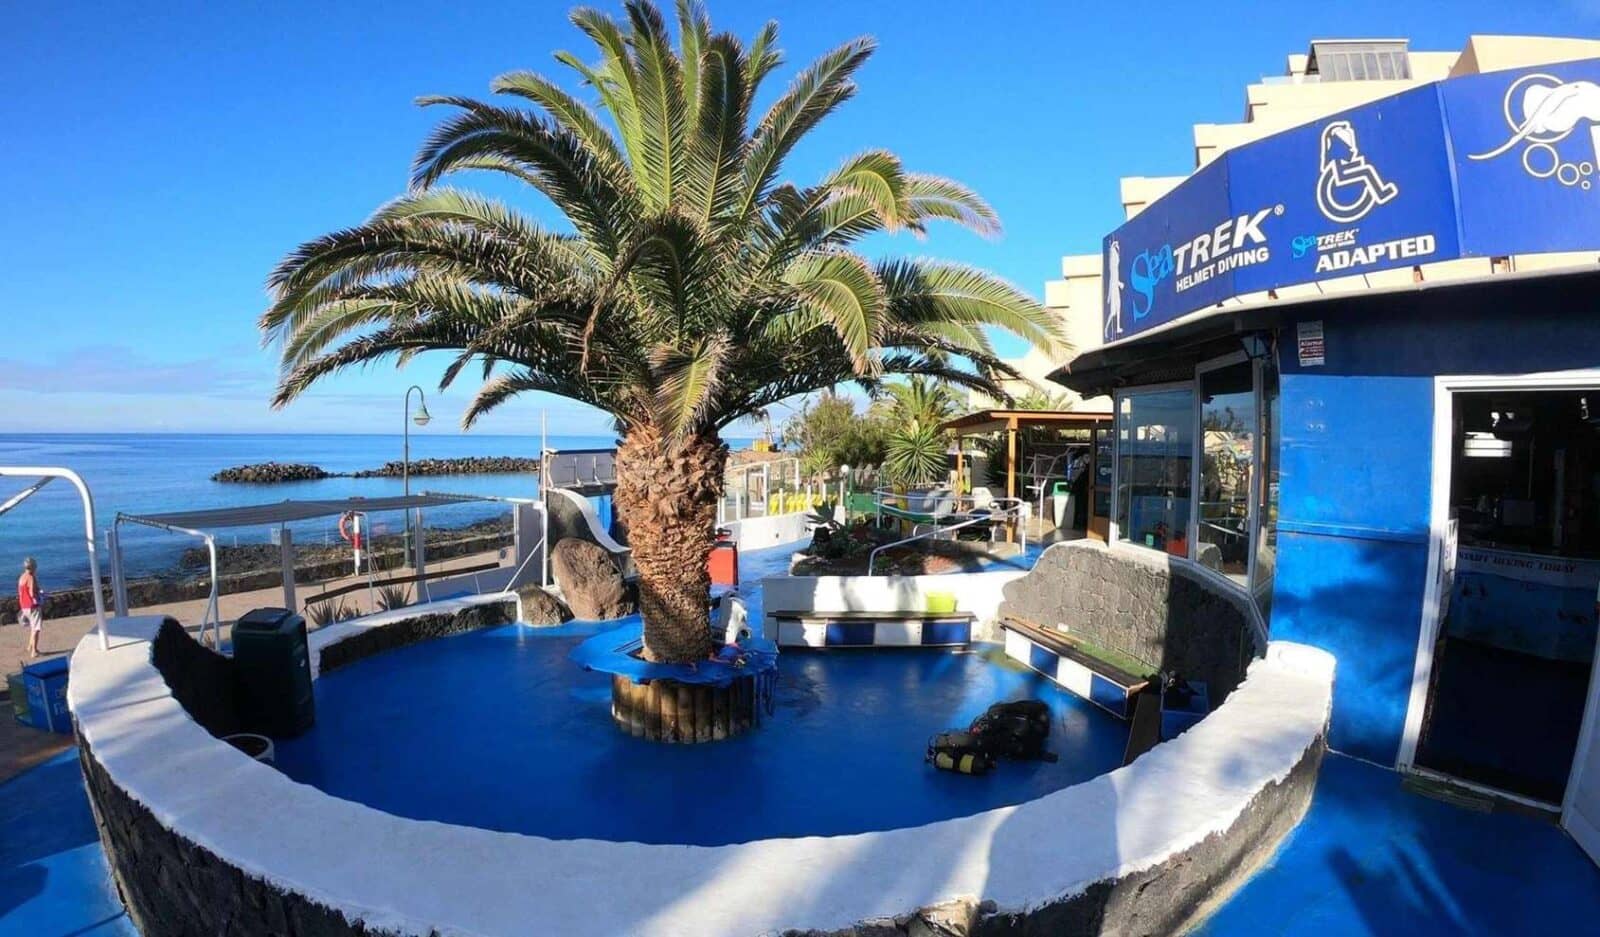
[[1103, 58, 1600, 343]]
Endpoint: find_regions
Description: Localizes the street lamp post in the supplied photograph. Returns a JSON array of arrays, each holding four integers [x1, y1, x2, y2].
[[403, 385, 431, 566]]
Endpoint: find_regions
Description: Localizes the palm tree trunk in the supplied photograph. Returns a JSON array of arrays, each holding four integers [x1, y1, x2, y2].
[[613, 426, 728, 663]]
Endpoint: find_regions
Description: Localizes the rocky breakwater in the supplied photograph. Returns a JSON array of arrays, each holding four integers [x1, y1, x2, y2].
[[210, 456, 541, 484], [210, 462, 332, 483], [351, 456, 540, 478]]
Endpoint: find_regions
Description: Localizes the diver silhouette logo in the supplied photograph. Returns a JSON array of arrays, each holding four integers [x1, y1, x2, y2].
[[1316, 120, 1399, 223], [1105, 240, 1124, 338], [1470, 73, 1600, 189]]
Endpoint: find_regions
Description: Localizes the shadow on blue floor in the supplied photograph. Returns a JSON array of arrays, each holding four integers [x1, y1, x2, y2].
[[1195, 752, 1600, 936], [0, 749, 134, 937]]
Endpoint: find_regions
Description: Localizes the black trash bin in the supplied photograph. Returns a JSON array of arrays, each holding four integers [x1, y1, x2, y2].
[[232, 607, 315, 738]]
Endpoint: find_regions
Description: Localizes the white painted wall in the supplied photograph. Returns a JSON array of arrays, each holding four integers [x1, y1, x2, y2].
[[721, 510, 816, 551], [760, 570, 1026, 641]]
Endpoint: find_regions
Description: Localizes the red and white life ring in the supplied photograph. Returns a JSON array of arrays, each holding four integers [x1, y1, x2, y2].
[[338, 511, 364, 551]]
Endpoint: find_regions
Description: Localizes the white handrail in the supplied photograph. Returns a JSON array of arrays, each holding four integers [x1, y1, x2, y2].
[[0, 467, 108, 649], [866, 490, 1028, 575], [115, 513, 221, 649]]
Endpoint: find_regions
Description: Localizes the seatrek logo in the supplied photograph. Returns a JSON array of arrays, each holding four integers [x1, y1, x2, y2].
[[1104, 240, 1125, 338], [1106, 206, 1281, 339], [1294, 118, 1434, 274], [1315, 120, 1398, 222], [1291, 227, 1437, 273], [1470, 72, 1600, 189]]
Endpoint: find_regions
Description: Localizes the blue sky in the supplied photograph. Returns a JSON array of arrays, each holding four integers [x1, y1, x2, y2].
[[2, 0, 1595, 436]]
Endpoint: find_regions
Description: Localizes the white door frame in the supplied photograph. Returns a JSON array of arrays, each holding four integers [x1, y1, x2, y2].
[[1398, 370, 1600, 806], [1194, 351, 1256, 588]]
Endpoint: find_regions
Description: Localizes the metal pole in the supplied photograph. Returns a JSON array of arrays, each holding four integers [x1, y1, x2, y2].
[[540, 409, 548, 587], [106, 528, 128, 617], [404, 385, 427, 567], [279, 525, 296, 610], [0, 469, 109, 650]]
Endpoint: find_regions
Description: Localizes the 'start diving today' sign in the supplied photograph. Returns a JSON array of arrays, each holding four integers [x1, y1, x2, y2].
[[1102, 58, 1600, 343]]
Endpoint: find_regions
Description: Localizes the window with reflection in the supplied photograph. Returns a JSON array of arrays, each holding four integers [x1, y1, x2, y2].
[[1251, 358, 1281, 619], [1115, 388, 1194, 556], [1197, 362, 1257, 582]]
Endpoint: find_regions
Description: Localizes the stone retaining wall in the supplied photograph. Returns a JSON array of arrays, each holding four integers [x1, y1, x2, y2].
[[78, 740, 370, 937], [316, 601, 515, 674], [999, 541, 1260, 703], [78, 603, 516, 937], [790, 735, 1325, 936]]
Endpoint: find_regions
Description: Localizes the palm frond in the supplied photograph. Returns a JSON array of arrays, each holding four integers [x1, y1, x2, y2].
[[780, 251, 885, 372]]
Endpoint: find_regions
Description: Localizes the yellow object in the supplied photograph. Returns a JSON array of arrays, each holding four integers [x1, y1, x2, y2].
[[934, 752, 984, 775], [926, 592, 957, 613]]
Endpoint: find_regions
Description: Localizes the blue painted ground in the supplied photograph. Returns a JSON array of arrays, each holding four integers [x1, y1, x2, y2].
[[271, 540, 1123, 844], [0, 749, 135, 936], [1195, 753, 1600, 936]]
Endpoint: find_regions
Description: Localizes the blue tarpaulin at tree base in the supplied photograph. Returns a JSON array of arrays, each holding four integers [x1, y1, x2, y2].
[[1102, 57, 1600, 343], [569, 620, 778, 687]]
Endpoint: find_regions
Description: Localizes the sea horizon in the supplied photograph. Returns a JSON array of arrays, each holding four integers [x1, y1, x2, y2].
[[0, 431, 758, 589]]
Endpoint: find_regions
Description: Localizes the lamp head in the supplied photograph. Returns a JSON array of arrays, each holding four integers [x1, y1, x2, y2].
[[413, 402, 432, 427]]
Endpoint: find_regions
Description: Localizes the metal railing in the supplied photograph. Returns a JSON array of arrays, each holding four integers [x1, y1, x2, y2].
[[114, 512, 222, 649], [0, 467, 109, 649], [717, 457, 812, 525], [866, 489, 1028, 575]]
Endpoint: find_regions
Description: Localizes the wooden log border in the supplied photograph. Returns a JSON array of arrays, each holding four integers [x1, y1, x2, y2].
[[610, 673, 762, 743]]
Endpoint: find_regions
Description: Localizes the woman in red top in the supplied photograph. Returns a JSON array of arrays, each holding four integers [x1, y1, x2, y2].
[[17, 557, 41, 659]]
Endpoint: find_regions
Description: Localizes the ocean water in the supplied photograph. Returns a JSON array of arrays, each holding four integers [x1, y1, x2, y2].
[[0, 432, 656, 588]]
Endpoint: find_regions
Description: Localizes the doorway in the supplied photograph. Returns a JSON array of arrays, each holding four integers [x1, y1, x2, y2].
[[1413, 385, 1600, 805]]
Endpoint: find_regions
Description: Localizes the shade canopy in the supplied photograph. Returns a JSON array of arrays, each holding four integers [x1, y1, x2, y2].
[[939, 409, 1113, 437], [120, 493, 489, 531]]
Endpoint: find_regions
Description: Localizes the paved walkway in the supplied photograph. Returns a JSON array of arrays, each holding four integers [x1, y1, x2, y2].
[[0, 547, 509, 669], [0, 749, 135, 936], [1194, 753, 1600, 935]]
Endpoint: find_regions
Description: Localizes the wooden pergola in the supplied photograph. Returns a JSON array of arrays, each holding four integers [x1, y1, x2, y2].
[[939, 408, 1115, 539]]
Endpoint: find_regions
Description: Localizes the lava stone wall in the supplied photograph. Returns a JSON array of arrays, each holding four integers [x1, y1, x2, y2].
[[316, 601, 515, 674], [79, 602, 517, 937], [789, 734, 1326, 937], [78, 595, 1312, 937], [78, 741, 373, 937], [149, 617, 243, 737], [998, 543, 1258, 702]]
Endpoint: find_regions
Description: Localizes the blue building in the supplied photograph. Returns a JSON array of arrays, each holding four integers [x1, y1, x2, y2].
[[1054, 58, 1600, 860]]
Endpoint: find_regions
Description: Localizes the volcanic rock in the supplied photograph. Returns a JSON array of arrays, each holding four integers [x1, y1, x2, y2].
[[550, 538, 634, 620]]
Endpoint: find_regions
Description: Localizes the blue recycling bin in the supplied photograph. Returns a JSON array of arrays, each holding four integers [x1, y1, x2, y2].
[[14, 656, 72, 734], [1159, 679, 1210, 742]]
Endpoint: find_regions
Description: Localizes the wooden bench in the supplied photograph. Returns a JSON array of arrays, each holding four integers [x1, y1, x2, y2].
[[999, 615, 1152, 720], [768, 609, 976, 648], [1122, 690, 1163, 765]]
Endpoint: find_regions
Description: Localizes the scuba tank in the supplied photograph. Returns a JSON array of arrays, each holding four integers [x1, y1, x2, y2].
[[926, 731, 995, 775], [927, 700, 1059, 776]]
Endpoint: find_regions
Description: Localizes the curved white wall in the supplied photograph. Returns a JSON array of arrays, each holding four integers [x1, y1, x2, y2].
[[70, 609, 1333, 937]]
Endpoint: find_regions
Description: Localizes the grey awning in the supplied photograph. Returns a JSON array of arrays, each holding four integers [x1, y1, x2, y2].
[[120, 493, 489, 531]]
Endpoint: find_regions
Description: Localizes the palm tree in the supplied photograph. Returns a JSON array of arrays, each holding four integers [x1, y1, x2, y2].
[[874, 375, 959, 430], [876, 376, 959, 487], [260, 0, 1066, 663]]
